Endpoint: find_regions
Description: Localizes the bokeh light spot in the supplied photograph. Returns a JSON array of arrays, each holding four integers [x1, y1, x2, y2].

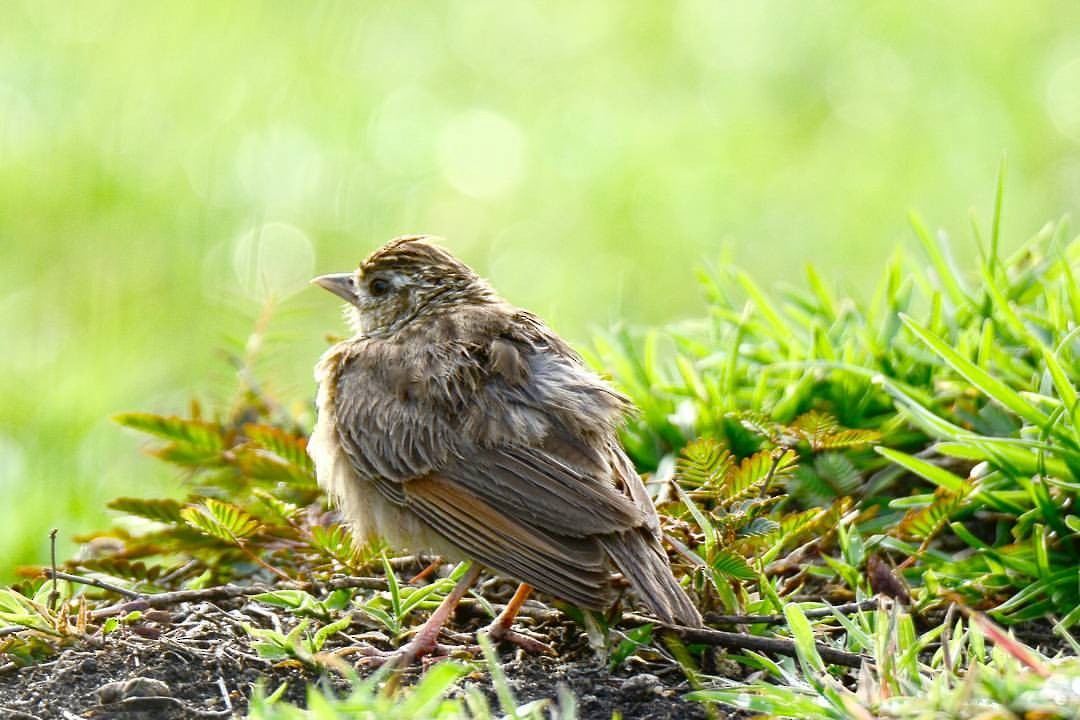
[[234, 126, 325, 212], [230, 222, 315, 302], [369, 86, 444, 175], [0, 434, 26, 491], [438, 109, 526, 198], [1047, 57, 1080, 141]]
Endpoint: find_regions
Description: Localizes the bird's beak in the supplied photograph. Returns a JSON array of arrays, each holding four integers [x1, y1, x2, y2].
[[311, 273, 357, 303]]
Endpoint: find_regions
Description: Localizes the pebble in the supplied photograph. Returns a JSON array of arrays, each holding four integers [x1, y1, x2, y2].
[[620, 673, 662, 697], [97, 677, 172, 704]]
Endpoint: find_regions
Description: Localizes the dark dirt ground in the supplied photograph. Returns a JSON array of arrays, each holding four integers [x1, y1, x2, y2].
[[5, 578, 1067, 719], [0, 595, 724, 719]]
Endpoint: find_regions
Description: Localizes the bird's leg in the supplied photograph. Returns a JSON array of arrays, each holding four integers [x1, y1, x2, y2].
[[481, 583, 554, 655], [408, 555, 443, 585], [391, 562, 483, 665]]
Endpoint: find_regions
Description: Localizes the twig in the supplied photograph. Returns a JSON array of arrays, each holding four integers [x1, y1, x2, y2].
[[457, 598, 561, 623], [89, 585, 277, 620], [322, 576, 390, 591], [703, 598, 880, 626], [156, 559, 200, 587], [48, 529, 59, 612], [622, 613, 869, 669], [87, 577, 388, 620], [43, 569, 143, 600], [216, 676, 233, 713]]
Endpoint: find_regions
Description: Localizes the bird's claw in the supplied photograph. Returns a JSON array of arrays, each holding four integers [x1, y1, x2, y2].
[[351, 639, 479, 669], [483, 623, 555, 656], [345, 623, 553, 669]]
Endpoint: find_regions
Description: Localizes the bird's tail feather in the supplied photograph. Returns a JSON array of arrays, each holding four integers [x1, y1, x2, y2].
[[601, 531, 702, 627]]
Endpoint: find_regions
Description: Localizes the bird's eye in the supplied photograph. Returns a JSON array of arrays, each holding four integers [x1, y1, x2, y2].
[[369, 278, 391, 297]]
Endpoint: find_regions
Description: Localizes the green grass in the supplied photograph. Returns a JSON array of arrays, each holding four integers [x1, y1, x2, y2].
[[593, 164, 1080, 624], [246, 635, 574, 720], [5, 1, 1080, 577]]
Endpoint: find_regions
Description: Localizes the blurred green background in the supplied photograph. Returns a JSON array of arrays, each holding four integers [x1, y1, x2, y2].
[[3, 1, 1080, 578]]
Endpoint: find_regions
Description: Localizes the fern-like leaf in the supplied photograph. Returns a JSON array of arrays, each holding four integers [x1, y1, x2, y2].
[[791, 410, 839, 442], [107, 497, 184, 525], [181, 499, 262, 544], [710, 550, 757, 580], [724, 449, 798, 502], [114, 413, 225, 451], [675, 438, 733, 488], [73, 559, 165, 584], [232, 445, 314, 486], [244, 424, 315, 475], [309, 525, 360, 568], [790, 410, 881, 451], [736, 517, 780, 538], [151, 443, 226, 467], [813, 428, 882, 450], [898, 483, 972, 541], [252, 489, 302, 523], [814, 452, 863, 496]]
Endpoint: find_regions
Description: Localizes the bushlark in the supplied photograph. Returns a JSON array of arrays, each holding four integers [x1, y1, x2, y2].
[[309, 235, 700, 662]]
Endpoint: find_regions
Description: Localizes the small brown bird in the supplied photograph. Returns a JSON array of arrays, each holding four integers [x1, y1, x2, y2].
[[309, 235, 701, 662]]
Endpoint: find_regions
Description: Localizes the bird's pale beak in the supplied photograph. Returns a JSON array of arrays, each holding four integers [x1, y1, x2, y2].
[[311, 273, 357, 303]]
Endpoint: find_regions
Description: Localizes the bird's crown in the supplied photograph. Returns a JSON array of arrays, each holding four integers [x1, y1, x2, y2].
[[360, 235, 477, 285]]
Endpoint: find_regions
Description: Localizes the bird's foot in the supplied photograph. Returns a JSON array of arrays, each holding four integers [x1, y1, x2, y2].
[[482, 620, 555, 656], [349, 636, 479, 669]]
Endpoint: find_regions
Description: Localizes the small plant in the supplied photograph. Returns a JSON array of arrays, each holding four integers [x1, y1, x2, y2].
[[660, 411, 877, 616], [244, 615, 353, 668], [356, 558, 468, 639]]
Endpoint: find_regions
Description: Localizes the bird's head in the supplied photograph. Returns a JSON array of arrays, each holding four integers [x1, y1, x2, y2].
[[312, 235, 493, 336]]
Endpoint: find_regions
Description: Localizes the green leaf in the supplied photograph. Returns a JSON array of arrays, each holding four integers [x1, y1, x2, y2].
[[310, 615, 352, 652], [609, 624, 654, 669], [900, 315, 1052, 431], [107, 497, 184, 524], [113, 412, 225, 450], [180, 499, 261, 544], [710, 550, 757, 580], [783, 604, 825, 674], [876, 447, 965, 493], [675, 437, 733, 488], [396, 661, 471, 717]]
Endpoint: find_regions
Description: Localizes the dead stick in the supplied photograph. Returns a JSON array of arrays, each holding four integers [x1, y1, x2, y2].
[[48, 529, 60, 612], [90, 584, 277, 619], [44, 569, 143, 600], [621, 612, 869, 669], [89, 577, 388, 620], [704, 598, 880, 626]]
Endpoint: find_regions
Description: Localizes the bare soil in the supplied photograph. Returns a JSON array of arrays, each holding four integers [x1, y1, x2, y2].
[[0, 595, 720, 719]]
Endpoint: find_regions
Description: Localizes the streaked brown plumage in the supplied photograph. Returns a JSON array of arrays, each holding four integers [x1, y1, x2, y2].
[[309, 235, 701, 649]]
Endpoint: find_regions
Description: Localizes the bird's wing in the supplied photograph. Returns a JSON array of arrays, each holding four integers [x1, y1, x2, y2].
[[401, 473, 615, 609], [332, 322, 652, 535], [330, 322, 649, 573]]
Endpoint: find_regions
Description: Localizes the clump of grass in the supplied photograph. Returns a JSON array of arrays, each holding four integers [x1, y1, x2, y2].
[[593, 164, 1080, 626], [688, 603, 1080, 719]]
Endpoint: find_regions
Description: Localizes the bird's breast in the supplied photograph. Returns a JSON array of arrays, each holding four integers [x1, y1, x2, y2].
[[309, 343, 462, 557]]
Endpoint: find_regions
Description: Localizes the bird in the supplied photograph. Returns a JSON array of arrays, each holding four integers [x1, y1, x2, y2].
[[308, 235, 701, 663]]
